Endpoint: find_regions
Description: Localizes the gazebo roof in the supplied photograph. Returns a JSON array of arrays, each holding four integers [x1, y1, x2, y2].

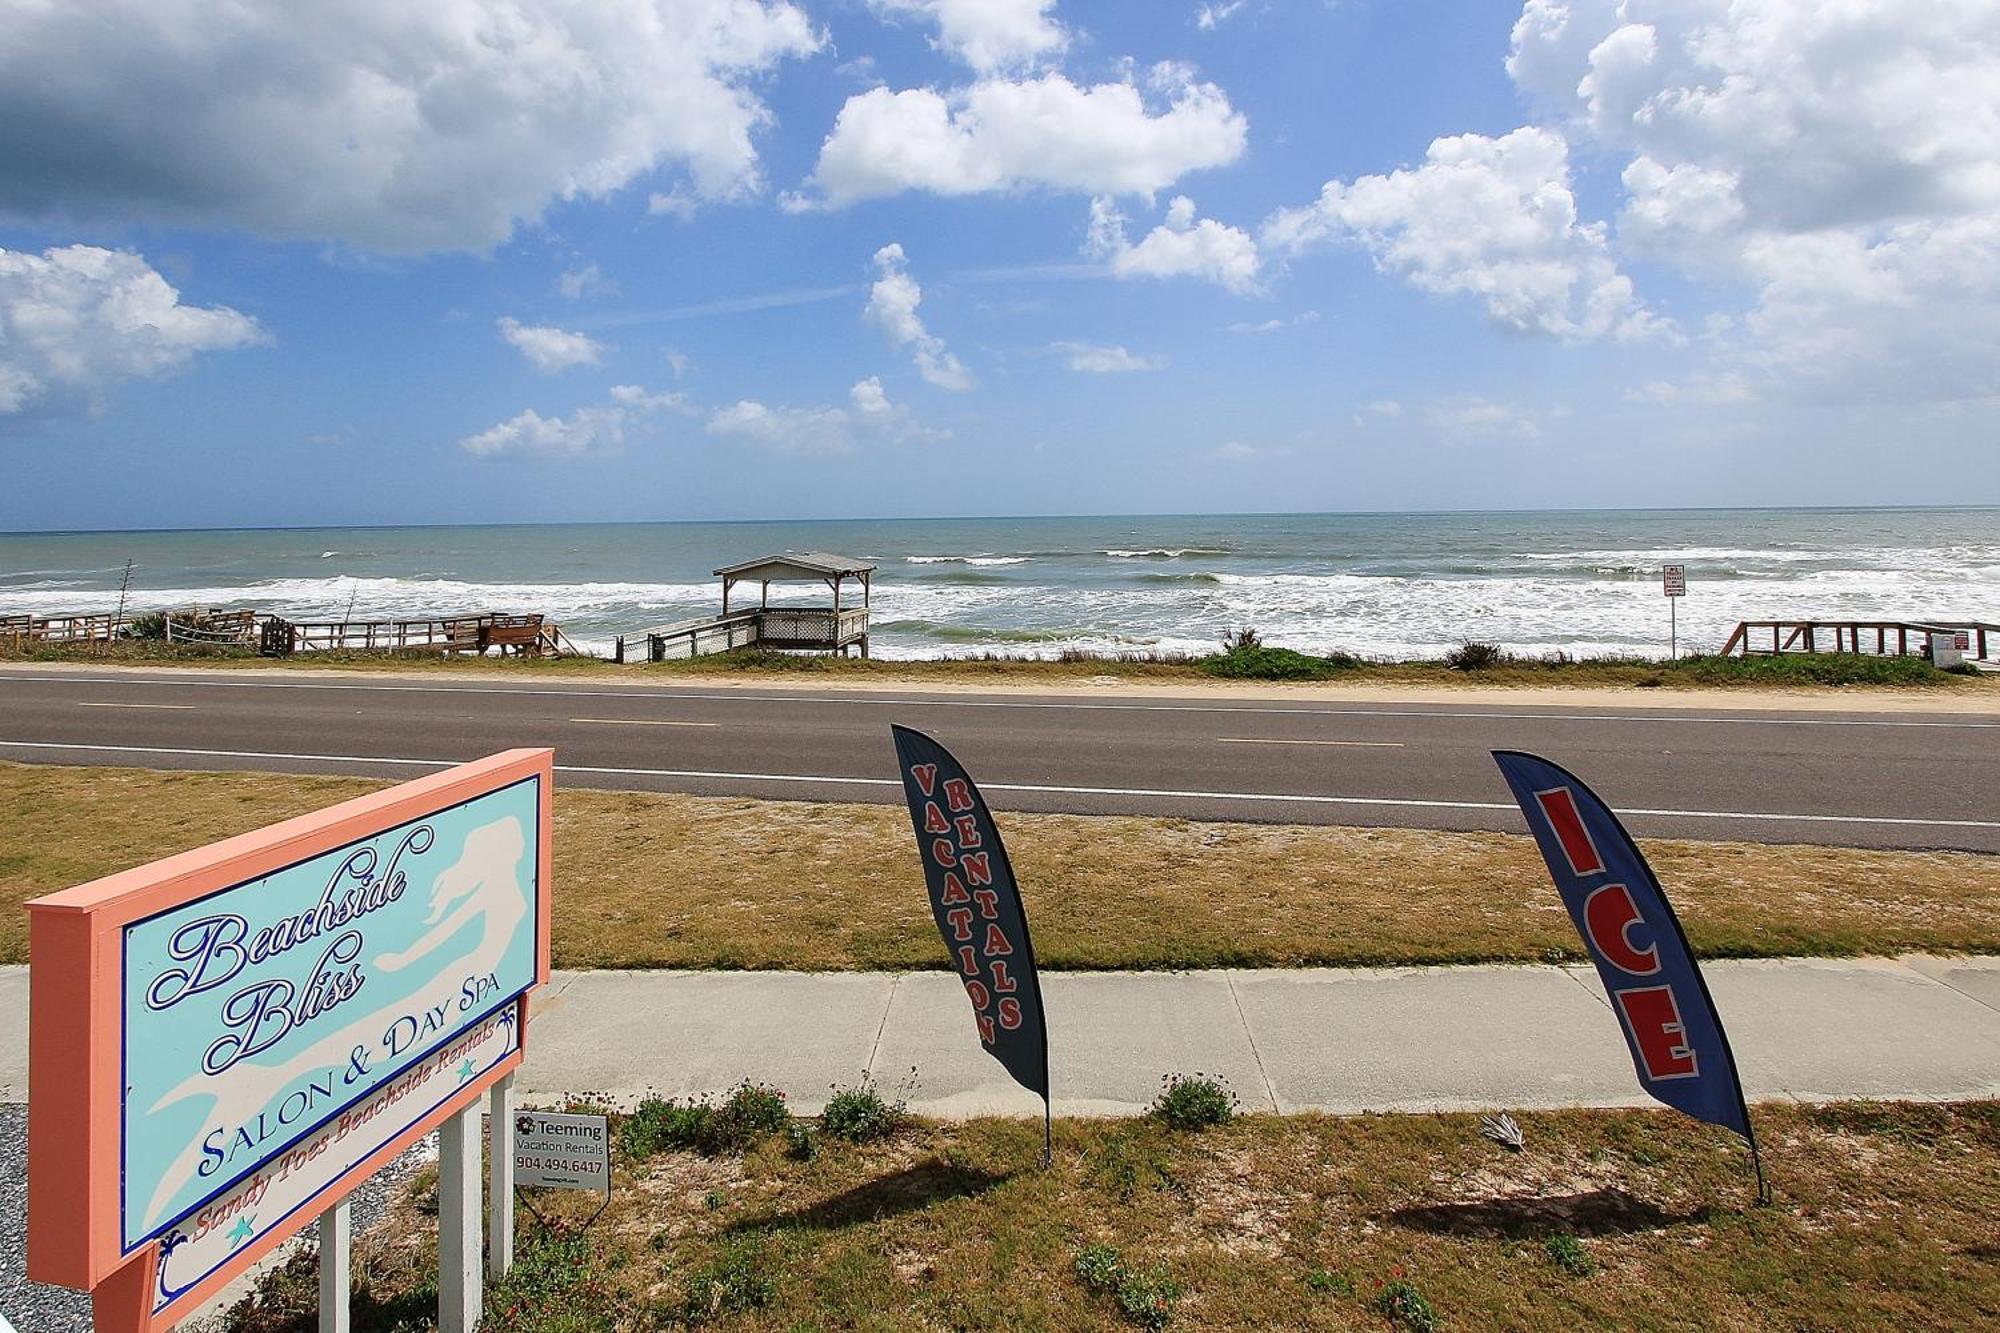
[[713, 551, 879, 580]]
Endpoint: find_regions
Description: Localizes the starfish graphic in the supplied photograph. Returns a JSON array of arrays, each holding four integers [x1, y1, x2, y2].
[[227, 1215, 255, 1249], [458, 1058, 477, 1083]]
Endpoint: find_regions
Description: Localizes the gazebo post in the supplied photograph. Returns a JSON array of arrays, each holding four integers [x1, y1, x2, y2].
[[761, 580, 769, 609], [721, 575, 731, 617]]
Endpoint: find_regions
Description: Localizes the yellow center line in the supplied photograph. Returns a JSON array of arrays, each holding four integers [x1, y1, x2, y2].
[[1216, 737, 1404, 748], [568, 717, 720, 728], [78, 701, 196, 710]]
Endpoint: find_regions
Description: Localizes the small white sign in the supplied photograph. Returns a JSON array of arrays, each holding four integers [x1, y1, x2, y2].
[[514, 1111, 611, 1194], [1662, 564, 1686, 597]]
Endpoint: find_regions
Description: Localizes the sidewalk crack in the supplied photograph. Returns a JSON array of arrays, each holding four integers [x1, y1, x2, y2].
[[1224, 972, 1280, 1114], [864, 974, 901, 1077]]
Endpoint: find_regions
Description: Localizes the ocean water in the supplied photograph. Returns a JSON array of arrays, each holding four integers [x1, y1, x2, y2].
[[2, 509, 1997, 660]]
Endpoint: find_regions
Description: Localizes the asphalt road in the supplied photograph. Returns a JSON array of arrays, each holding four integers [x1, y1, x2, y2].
[[1, 667, 1997, 850]]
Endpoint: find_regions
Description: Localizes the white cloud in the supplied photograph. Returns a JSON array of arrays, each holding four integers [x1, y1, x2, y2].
[[806, 66, 1248, 206], [1225, 310, 1318, 334], [1088, 195, 1262, 293], [1054, 342, 1165, 373], [460, 384, 681, 457], [556, 262, 614, 301], [0, 245, 264, 421], [707, 399, 852, 454], [707, 376, 944, 453], [871, 1, 1067, 72], [0, 0, 823, 253], [1426, 397, 1548, 440], [1196, 2, 1247, 30], [864, 243, 974, 390], [497, 318, 605, 372], [1507, 0, 2000, 400], [1263, 126, 1668, 342], [647, 187, 700, 221]]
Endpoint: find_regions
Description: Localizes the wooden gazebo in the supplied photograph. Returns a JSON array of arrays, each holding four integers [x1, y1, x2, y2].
[[615, 551, 878, 662]]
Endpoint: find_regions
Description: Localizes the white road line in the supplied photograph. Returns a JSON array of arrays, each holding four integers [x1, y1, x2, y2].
[[76, 701, 195, 710], [2, 671, 1996, 729], [568, 717, 719, 728], [3, 738, 1996, 831], [1218, 737, 1405, 748]]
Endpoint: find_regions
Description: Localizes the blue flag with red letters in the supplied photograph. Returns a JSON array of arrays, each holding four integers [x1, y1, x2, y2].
[[1493, 750, 1752, 1142], [892, 725, 1050, 1106]]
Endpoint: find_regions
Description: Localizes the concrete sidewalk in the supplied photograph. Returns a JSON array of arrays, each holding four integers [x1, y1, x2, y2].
[[5, 956, 1994, 1116]]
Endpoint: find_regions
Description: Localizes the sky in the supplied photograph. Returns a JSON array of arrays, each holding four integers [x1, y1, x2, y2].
[[1, 0, 1997, 531]]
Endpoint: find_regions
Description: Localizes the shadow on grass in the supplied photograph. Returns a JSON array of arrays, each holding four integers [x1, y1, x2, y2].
[[736, 1158, 1012, 1234], [1386, 1188, 1709, 1239]]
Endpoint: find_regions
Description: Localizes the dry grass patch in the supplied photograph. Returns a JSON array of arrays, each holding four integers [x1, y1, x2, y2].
[[221, 1101, 2000, 1331], [4, 762, 1998, 970]]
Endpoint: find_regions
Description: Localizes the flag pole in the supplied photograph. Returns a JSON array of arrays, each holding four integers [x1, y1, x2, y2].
[[1042, 1095, 1052, 1169], [1744, 1112, 1771, 1206]]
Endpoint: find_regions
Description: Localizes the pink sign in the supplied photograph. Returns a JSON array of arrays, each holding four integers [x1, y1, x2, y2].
[[27, 749, 554, 1332]]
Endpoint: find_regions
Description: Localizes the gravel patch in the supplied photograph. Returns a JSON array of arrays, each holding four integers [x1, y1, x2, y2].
[[0, 1102, 440, 1333], [0, 1104, 89, 1333]]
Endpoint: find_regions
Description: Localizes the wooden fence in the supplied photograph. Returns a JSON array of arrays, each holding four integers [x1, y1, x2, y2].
[[260, 612, 560, 657], [1720, 620, 1998, 660], [0, 612, 122, 645], [616, 606, 870, 663]]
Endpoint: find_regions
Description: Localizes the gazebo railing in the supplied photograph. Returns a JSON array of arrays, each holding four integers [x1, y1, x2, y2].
[[615, 606, 870, 663]]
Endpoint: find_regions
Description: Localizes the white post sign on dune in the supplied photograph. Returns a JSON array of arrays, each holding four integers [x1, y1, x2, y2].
[[27, 749, 554, 1333], [1662, 564, 1687, 657]]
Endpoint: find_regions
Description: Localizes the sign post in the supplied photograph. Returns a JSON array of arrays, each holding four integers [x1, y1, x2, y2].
[[1662, 563, 1686, 658], [26, 749, 554, 1332]]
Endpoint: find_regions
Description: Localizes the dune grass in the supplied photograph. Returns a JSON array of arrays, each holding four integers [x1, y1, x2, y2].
[[220, 1099, 2000, 1331], [5, 762, 1997, 971], [3, 638, 1984, 690]]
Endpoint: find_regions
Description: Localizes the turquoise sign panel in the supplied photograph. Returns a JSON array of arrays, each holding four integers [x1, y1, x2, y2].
[[119, 776, 541, 1250]]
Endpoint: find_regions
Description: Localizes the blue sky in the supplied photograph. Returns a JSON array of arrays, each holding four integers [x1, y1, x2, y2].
[[2, 0, 1996, 531]]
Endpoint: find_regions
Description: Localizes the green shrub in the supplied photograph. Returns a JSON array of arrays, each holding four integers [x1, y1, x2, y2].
[[1444, 640, 1507, 671], [820, 1074, 907, 1144], [680, 1238, 776, 1325], [1149, 1074, 1238, 1131], [618, 1095, 712, 1159], [1305, 1267, 1356, 1295], [483, 1231, 615, 1333], [1375, 1278, 1441, 1332], [1074, 1244, 1181, 1330], [121, 611, 169, 640], [1545, 1233, 1595, 1277], [785, 1120, 819, 1161], [697, 1081, 792, 1154], [1200, 644, 1360, 681], [1221, 626, 1263, 652], [1665, 652, 1947, 687]]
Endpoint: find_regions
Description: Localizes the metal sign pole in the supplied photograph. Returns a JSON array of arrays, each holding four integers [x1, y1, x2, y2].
[[317, 1200, 350, 1333], [1670, 596, 1677, 660]]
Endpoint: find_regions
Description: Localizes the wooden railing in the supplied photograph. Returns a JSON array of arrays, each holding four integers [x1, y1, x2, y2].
[[164, 609, 261, 645], [1720, 620, 1999, 660], [0, 612, 122, 644], [260, 612, 560, 657], [616, 606, 870, 663]]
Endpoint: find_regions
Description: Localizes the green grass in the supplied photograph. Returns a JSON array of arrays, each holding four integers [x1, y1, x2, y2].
[[8, 762, 1999, 972], [220, 1100, 2000, 1331], [5, 639, 1982, 690]]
